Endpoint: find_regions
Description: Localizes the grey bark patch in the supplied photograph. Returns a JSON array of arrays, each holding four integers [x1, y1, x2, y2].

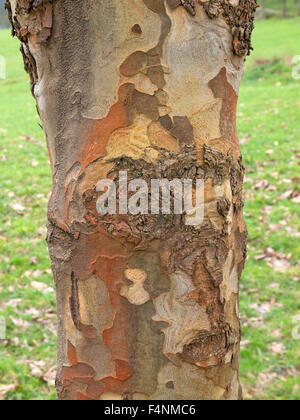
[[159, 114, 174, 131], [120, 51, 148, 77]]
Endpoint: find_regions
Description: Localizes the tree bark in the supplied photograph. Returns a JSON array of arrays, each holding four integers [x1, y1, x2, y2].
[[6, 0, 257, 400]]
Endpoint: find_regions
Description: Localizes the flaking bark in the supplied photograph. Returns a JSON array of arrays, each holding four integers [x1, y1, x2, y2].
[[7, 0, 254, 400]]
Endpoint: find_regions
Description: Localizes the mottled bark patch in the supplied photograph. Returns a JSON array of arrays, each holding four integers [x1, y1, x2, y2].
[[120, 268, 150, 306], [167, 0, 259, 56], [209, 67, 239, 148], [7, 0, 250, 400]]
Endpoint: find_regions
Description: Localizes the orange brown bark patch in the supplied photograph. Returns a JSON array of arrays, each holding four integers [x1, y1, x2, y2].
[[209, 67, 239, 149], [77, 84, 161, 172], [92, 255, 134, 366], [67, 341, 78, 366]]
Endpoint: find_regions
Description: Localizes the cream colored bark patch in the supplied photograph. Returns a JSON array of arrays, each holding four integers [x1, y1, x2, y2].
[[78, 276, 114, 331], [220, 250, 240, 329], [78, 161, 114, 197], [191, 99, 222, 142], [120, 268, 150, 306], [76, 276, 116, 380], [61, 275, 116, 380], [105, 114, 152, 161], [221, 252, 238, 303], [132, 393, 149, 400], [148, 121, 180, 153], [105, 114, 181, 162], [152, 271, 210, 355], [100, 392, 123, 400], [205, 179, 233, 231], [64, 163, 82, 189], [204, 179, 232, 204], [151, 361, 225, 400], [162, 5, 244, 120], [120, 72, 158, 96], [227, 372, 240, 400], [190, 179, 233, 231]]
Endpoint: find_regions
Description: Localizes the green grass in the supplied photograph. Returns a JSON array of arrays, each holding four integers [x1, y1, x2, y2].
[[0, 17, 300, 400], [239, 17, 300, 400], [0, 30, 55, 400], [247, 17, 300, 68], [261, 0, 299, 16]]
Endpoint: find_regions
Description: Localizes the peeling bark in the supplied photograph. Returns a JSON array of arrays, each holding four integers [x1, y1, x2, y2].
[[168, 0, 259, 56], [7, 0, 252, 400]]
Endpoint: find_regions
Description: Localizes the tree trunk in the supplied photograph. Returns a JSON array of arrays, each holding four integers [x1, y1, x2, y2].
[[298, 0, 300, 16], [282, 0, 288, 17], [7, 0, 257, 400]]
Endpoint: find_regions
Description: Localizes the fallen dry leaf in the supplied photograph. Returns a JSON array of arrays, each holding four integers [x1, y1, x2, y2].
[[291, 195, 300, 204], [240, 340, 250, 349], [265, 149, 274, 155], [261, 205, 273, 215], [250, 302, 272, 316], [42, 366, 56, 387], [268, 342, 286, 355], [9, 202, 25, 213], [269, 224, 282, 232], [30, 281, 49, 291], [271, 329, 282, 339], [0, 384, 18, 400], [286, 226, 300, 237], [269, 258, 290, 271], [255, 372, 279, 396], [254, 180, 269, 190], [255, 247, 291, 271], [267, 282, 280, 290], [30, 256, 38, 265], [29, 159, 38, 167], [28, 360, 46, 377], [0, 298, 21, 311], [240, 135, 251, 146], [10, 317, 31, 331], [279, 190, 300, 202]]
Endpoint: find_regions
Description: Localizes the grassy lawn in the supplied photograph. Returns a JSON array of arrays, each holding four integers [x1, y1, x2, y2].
[[247, 17, 300, 67], [0, 17, 300, 400], [260, 0, 299, 16], [0, 31, 56, 400], [239, 18, 300, 400]]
